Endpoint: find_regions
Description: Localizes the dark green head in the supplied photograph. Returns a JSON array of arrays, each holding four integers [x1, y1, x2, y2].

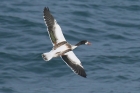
[[75, 40, 91, 46]]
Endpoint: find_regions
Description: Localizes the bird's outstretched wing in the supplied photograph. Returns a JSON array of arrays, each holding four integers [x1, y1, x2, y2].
[[43, 7, 66, 46], [61, 51, 87, 78]]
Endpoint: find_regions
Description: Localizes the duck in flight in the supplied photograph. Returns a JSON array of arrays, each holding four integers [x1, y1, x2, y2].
[[42, 7, 91, 78]]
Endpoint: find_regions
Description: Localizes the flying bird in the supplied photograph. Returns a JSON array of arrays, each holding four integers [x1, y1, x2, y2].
[[42, 7, 91, 78]]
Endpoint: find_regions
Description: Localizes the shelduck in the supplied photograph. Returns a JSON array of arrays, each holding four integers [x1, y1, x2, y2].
[[42, 7, 91, 78]]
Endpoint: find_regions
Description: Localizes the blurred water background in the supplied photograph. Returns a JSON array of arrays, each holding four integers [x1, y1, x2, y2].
[[1, 0, 140, 93]]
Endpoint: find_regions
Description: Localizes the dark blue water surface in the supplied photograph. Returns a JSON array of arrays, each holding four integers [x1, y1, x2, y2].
[[1, 0, 140, 93]]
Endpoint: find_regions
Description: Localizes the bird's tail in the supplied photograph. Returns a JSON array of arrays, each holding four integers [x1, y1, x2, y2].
[[42, 51, 54, 61]]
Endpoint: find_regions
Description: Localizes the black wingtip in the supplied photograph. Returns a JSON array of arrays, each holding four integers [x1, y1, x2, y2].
[[82, 75, 87, 78], [44, 7, 49, 11], [80, 73, 87, 78], [84, 74, 87, 78]]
